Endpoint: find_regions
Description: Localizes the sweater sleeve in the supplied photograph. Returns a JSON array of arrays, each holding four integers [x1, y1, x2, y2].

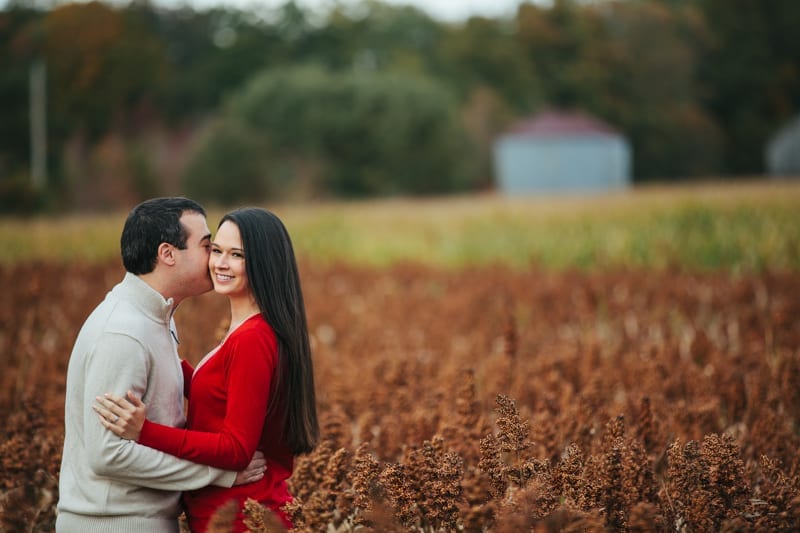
[[138, 325, 277, 471], [84, 333, 236, 490], [181, 359, 194, 397]]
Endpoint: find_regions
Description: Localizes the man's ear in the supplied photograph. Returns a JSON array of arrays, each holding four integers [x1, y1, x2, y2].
[[156, 242, 176, 267]]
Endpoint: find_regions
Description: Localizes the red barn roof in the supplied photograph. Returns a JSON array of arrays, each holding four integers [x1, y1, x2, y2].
[[507, 109, 621, 137]]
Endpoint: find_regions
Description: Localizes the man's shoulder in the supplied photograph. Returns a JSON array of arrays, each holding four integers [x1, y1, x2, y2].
[[89, 292, 165, 341]]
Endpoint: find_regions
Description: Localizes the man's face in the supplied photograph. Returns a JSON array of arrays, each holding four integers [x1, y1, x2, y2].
[[172, 211, 213, 302]]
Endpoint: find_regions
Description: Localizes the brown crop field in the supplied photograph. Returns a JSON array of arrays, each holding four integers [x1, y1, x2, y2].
[[1, 258, 798, 531]]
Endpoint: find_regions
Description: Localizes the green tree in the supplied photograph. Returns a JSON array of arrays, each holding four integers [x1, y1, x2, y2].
[[515, 0, 720, 179], [42, 1, 167, 140], [593, 1, 721, 179], [515, 0, 588, 108], [693, 0, 800, 174], [183, 66, 475, 201], [0, 4, 43, 197], [151, 5, 287, 122], [440, 15, 540, 111], [183, 118, 273, 204]]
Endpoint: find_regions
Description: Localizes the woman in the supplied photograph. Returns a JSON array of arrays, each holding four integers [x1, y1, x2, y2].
[[94, 207, 319, 531]]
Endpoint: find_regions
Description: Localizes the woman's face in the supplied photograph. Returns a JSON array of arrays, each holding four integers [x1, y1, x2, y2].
[[209, 220, 250, 299]]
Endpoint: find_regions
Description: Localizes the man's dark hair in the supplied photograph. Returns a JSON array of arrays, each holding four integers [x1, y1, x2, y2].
[[121, 197, 206, 275]]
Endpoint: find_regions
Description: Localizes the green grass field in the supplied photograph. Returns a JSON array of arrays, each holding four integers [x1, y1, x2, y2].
[[2, 180, 799, 271]]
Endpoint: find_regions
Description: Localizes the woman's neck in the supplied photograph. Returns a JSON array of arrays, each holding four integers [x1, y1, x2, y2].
[[228, 296, 260, 332]]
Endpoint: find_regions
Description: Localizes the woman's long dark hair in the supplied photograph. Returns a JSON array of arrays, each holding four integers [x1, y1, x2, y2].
[[220, 207, 319, 454]]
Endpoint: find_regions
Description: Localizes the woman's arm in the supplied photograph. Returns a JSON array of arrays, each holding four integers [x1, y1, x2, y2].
[[94, 395, 268, 486], [96, 326, 278, 471]]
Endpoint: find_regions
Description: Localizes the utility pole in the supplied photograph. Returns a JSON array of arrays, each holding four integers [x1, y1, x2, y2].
[[30, 59, 47, 189]]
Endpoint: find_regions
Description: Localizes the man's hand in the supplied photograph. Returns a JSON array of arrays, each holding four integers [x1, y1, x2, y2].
[[234, 450, 267, 486]]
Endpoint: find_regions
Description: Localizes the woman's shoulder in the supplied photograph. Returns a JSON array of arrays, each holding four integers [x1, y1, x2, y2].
[[221, 315, 278, 367], [230, 314, 277, 346]]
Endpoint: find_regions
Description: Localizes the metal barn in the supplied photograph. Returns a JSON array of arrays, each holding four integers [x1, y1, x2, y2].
[[493, 109, 631, 195], [766, 115, 800, 177]]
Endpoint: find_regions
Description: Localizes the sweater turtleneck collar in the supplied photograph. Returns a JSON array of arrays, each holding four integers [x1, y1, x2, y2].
[[115, 272, 175, 325]]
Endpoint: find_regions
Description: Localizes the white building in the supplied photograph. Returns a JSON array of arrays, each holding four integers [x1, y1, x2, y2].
[[493, 109, 632, 195], [766, 115, 800, 177]]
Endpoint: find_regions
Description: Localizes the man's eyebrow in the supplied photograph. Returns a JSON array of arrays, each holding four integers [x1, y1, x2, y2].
[[199, 232, 212, 243]]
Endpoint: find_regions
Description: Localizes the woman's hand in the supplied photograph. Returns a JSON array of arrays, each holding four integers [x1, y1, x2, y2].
[[93, 390, 147, 441]]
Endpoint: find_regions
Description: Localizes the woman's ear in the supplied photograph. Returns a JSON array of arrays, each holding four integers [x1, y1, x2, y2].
[[156, 242, 176, 267]]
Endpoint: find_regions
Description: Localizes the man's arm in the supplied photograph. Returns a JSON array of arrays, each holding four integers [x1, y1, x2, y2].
[[83, 334, 236, 490]]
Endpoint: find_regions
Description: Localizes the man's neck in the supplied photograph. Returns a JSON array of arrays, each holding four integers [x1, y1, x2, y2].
[[136, 272, 178, 308]]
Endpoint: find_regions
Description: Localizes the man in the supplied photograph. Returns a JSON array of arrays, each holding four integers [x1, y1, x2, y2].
[[57, 198, 264, 532]]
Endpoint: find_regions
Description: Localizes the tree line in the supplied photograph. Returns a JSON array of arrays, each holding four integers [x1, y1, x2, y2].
[[1, 0, 798, 211]]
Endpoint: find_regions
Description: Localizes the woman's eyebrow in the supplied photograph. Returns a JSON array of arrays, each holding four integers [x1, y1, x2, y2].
[[210, 242, 244, 252]]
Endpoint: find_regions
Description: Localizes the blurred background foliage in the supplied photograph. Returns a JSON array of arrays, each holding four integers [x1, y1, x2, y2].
[[1, 0, 799, 212], [185, 66, 472, 201], [2, 183, 798, 271]]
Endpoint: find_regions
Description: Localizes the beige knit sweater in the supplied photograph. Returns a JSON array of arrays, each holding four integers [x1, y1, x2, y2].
[[56, 273, 235, 533]]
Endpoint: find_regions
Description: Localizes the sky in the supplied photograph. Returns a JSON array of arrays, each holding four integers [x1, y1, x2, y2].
[[1, 0, 546, 22], [153, 0, 536, 22]]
